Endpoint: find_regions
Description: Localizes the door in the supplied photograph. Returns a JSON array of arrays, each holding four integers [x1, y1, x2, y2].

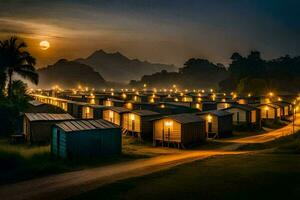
[[208, 122, 212, 133], [57, 129, 60, 157]]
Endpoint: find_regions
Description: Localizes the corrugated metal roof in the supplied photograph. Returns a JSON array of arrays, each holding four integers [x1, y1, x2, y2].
[[224, 104, 258, 111], [165, 102, 191, 108], [272, 101, 291, 107], [28, 100, 44, 106], [56, 119, 119, 132], [25, 113, 74, 121], [257, 103, 280, 109], [197, 110, 233, 117], [154, 113, 204, 124], [132, 109, 160, 116], [105, 106, 130, 113]]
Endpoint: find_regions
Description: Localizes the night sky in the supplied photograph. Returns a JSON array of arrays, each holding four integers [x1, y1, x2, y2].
[[0, 0, 299, 67]]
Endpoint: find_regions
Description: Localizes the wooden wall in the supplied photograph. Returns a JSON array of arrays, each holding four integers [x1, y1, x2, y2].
[[153, 118, 181, 143], [103, 110, 121, 125], [82, 106, 94, 119], [122, 113, 141, 133], [226, 108, 247, 123]]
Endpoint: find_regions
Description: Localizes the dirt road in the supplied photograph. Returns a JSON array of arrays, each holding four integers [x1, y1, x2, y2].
[[0, 150, 244, 200], [0, 115, 299, 200]]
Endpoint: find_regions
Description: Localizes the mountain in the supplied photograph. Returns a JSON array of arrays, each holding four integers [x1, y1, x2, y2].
[[37, 59, 106, 89], [76, 50, 177, 83], [130, 58, 229, 89]]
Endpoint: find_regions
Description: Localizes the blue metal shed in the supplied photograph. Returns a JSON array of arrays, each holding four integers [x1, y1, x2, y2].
[[51, 119, 122, 159]]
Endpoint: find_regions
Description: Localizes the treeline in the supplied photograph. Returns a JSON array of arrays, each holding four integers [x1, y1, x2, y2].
[[130, 58, 228, 89], [220, 51, 300, 95], [130, 51, 300, 95]]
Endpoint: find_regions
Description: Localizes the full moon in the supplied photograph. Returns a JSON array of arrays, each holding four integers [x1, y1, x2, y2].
[[39, 40, 50, 50]]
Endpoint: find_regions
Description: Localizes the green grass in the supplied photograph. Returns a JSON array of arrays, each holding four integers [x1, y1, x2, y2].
[[69, 153, 300, 200], [262, 119, 288, 129], [0, 137, 151, 185]]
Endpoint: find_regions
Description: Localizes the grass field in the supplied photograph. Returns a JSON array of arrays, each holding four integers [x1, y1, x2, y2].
[[70, 153, 300, 200], [0, 133, 239, 185], [0, 136, 155, 185]]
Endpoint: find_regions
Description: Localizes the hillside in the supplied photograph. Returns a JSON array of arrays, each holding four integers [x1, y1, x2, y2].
[[37, 59, 106, 89], [76, 50, 177, 83], [130, 58, 229, 89]]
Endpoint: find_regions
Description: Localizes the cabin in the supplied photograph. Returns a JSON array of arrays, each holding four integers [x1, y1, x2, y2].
[[33, 95, 68, 111], [51, 119, 121, 159], [81, 105, 106, 119], [216, 102, 232, 110], [180, 95, 193, 102], [155, 103, 199, 115], [67, 101, 81, 118], [23, 113, 74, 144], [26, 100, 66, 113], [153, 113, 206, 148], [197, 110, 233, 138], [272, 101, 293, 118], [223, 104, 261, 128], [122, 110, 160, 139], [103, 98, 125, 107], [191, 101, 217, 111], [103, 107, 130, 126], [257, 104, 281, 120]]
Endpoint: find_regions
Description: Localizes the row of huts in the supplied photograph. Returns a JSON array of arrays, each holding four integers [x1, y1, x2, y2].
[[24, 93, 296, 159]]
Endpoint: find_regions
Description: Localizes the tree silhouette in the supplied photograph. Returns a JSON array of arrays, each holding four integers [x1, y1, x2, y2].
[[0, 37, 38, 98]]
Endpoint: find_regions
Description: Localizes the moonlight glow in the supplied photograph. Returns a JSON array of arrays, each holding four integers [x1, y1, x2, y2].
[[39, 40, 50, 50]]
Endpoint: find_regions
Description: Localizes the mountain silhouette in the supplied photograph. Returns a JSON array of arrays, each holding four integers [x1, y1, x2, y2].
[[37, 59, 106, 89], [76, 50, 176, 83]]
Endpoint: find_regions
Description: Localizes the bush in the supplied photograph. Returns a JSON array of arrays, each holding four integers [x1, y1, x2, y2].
[[0, 99, 20, 135]]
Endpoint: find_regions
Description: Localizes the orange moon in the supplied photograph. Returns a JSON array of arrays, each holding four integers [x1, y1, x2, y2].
[[39, 40, 50, 50]]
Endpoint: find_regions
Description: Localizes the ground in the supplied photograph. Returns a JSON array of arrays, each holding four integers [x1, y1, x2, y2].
[[0, 136, 165, 185], [69, 153, 300, 200], [69, 132, 300, 200], [0, 114, 299, 199]]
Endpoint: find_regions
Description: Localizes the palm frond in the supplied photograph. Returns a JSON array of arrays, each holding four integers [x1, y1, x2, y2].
[[14, 69, 39, 85]]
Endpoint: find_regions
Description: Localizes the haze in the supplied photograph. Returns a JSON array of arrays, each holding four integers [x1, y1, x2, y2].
[[0, 0, 299, 67]]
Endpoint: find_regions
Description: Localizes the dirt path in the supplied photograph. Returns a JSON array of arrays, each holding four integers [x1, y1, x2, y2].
[[0, 115, 299, 200], [0, 150, 244, 200], [224, 114, 300, 144]]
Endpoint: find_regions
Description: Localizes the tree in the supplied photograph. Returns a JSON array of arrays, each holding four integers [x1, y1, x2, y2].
[[0, 37, 38, 98]]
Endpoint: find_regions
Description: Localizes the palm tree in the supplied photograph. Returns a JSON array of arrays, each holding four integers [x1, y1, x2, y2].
[[0, 37, 38, 98]]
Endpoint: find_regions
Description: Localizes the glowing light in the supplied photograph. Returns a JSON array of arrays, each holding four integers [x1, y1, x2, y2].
[[165, 121, 173, 127], [265, 106, 269, 111], [130, 114, 135, 121], [39, 40, 50, 50], [109, 110, 114, 119], [160, 104, 165, 108], [126, 103, 133, 109], [207, 114, 212, 123]]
